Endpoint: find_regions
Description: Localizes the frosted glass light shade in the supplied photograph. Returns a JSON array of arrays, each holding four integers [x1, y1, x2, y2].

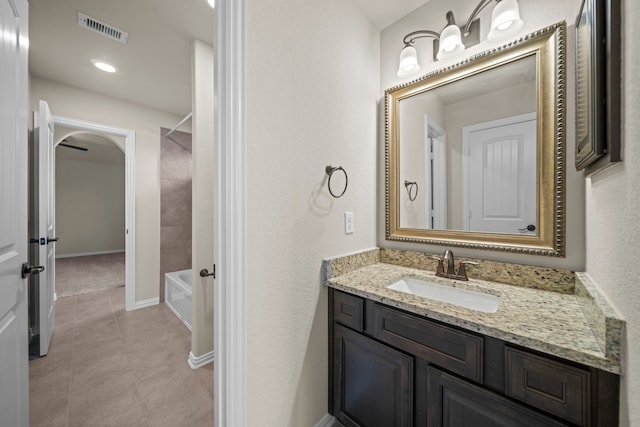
[[397, 45, 420, 78], [488, 0, 524, 41], [206, 0, 215, 8], [436, 24, 465, 61]]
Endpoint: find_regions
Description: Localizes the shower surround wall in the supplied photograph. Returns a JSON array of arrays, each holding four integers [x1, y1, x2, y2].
[[160, 127, 192, 301]]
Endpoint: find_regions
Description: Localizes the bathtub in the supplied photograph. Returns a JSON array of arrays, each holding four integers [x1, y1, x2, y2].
[[164, 269, 192, 331]]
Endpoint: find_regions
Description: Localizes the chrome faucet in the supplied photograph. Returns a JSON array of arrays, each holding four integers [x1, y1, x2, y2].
[[431, 249, 478, 281], [443, 250, 455, 275]]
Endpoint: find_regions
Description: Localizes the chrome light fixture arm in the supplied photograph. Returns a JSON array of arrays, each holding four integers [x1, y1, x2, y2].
[[402, 29, 440, 47], [462, 0, 496, 36]]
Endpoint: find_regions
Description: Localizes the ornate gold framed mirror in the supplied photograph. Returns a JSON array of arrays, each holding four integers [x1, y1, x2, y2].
[[385, 22, 565, 256]]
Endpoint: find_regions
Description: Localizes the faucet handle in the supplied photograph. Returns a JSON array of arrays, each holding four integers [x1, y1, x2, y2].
[[457, 261, 479, 281], [430, 256, 445, 275]]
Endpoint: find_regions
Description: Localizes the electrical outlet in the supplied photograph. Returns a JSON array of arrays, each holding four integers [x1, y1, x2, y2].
[[345, 212, 354, 234]]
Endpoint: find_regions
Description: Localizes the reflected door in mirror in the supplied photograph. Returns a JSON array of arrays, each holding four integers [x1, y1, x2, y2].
[[463, 113, 536, 235]]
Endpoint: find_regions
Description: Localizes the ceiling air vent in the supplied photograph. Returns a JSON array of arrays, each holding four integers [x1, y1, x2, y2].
[[77, 12, 128, 44]]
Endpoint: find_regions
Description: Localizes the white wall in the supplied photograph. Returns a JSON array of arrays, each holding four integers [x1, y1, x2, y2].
[[31, 77, 189, 301], [191, 40, 214, 359], [379, 0, 585, 270], [55, 156, 125, 255], [585, 1, 640, 424], [245, 0, 379, 424]]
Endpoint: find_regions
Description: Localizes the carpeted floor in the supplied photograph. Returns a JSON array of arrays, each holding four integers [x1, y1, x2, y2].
[[56, 252, 125, 298]]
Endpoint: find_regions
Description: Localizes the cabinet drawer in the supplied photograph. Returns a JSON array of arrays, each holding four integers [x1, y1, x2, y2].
[[334, 291, 364, 332], [505, 347, 591, 426], [366, 301, 483, 383]]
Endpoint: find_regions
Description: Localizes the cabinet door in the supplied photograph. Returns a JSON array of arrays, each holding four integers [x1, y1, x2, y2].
[[427, 367, 569, 427], [334, 324, 413, 427]]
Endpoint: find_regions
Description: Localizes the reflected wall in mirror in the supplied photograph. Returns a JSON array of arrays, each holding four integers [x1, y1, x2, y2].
[[386, 22, 566, 256]]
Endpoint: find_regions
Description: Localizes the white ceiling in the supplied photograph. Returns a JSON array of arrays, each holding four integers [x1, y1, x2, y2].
[[29, 0, 214, 117], [350, 0, 430, 29], [29, 0, 426, 117]]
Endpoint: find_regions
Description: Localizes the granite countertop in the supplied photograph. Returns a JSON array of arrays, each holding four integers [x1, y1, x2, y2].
[[323, 249, 623, 374]]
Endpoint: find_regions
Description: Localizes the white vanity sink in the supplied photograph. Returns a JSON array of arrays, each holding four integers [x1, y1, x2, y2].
[[387, 277, 499, 313]]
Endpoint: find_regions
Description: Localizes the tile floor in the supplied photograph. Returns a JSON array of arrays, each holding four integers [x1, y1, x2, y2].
[[29, 286, 213, 427]]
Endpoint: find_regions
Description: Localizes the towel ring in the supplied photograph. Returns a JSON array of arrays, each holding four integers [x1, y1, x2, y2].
[[326, 165, 348, 198], [404, 180, 418, 201]]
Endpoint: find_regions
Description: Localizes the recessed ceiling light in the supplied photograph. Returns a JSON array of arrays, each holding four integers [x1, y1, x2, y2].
[[91, 59, 117, 73], [206, 0, 215, 8]]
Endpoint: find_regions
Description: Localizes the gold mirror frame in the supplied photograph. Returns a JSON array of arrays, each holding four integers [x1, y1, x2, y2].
[[385, 22, 565, 257]]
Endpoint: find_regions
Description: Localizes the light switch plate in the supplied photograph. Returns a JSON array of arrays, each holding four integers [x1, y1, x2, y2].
[[345, 212, 354, 234]]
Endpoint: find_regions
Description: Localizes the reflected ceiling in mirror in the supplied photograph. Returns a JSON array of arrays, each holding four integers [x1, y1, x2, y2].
[[385, 23, 566, 256]]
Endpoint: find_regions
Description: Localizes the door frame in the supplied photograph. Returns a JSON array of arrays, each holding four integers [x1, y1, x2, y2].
[[51, 114, 136, 311], [424, 116, 447, 230], [215, 0, 247, 425]]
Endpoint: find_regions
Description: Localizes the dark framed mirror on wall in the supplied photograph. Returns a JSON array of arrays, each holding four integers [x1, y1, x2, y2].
[[575, 0, 621, 174]]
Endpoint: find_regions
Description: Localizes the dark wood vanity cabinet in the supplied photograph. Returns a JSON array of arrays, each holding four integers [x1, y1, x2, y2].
[[427, 366, 568, 427], [328, 289, 620, 427], [333, 324, 414, 427]]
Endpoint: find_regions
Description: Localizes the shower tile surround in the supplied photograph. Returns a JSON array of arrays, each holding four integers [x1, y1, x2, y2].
[[323, 248, 624, 373], [160, 128, 192, 302]]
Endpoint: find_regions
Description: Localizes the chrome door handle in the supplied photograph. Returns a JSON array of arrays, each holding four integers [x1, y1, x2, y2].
[[22, 263, 45, 278]]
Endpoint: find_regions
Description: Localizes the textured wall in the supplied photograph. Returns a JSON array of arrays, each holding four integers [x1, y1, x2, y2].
[[245, 0, 379, 425], [585, 0, 640, 424], [160, 127, 192, 301], [378, 0, 585, 270]]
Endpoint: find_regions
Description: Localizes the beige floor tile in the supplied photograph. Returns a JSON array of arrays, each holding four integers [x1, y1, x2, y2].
[[29, 286, 213, 426], [68, 387, 147, 427]]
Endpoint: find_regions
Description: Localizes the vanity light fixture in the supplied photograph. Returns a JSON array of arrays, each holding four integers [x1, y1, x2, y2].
[[396, 0, 525, 78], [205, 0, 215, 8], [91, 59, 117, 73]]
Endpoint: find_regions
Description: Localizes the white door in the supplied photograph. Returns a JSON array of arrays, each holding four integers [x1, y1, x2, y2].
[[463, 113, 536, 234], [34, 100, 56, 355], [0, 0, 30, 424]]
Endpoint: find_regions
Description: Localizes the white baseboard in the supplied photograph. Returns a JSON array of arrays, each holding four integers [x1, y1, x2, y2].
[[188, 350, 215, 369], [314, 414, 338, 427], [134, 297, 159, 310], [56, 249, 125, 259]]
